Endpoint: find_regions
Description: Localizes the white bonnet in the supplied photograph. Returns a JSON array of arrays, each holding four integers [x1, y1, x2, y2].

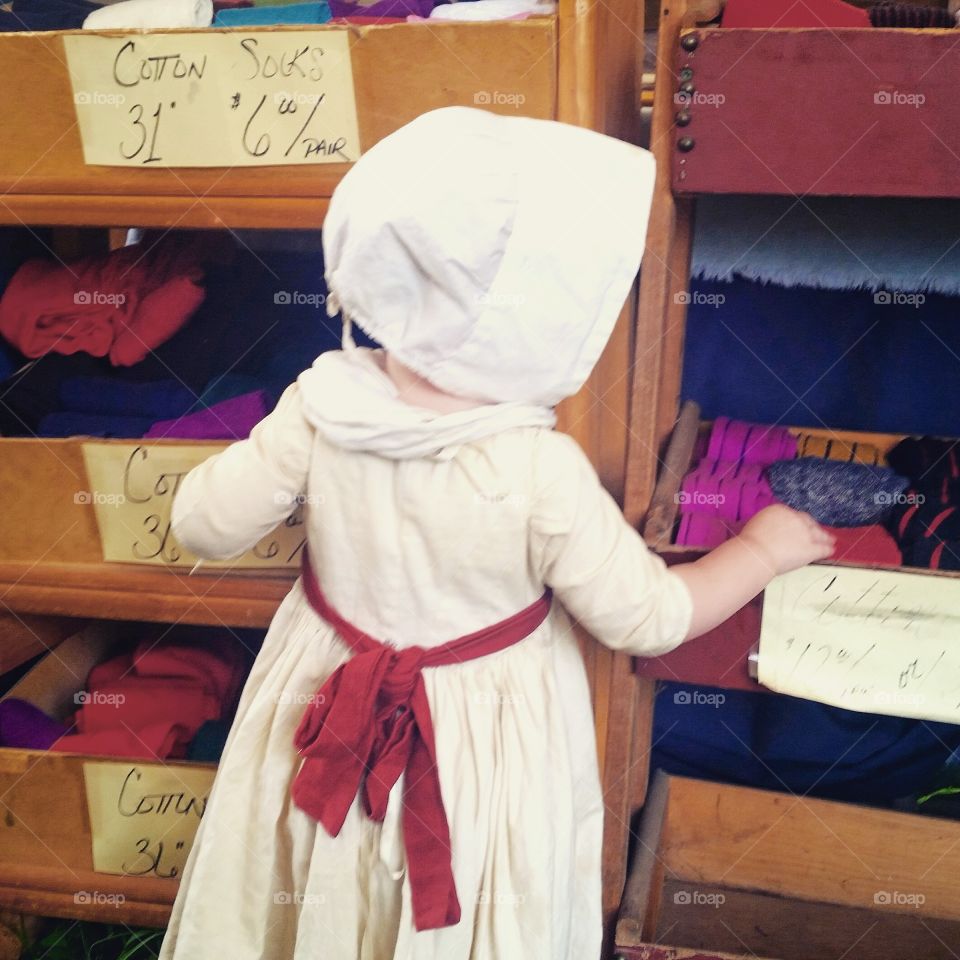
[[322, 106, 656, 407]]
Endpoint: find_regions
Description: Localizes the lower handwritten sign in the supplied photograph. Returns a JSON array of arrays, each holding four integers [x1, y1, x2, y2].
[[81, 441, 305, 568], [759, 563, 960, 723], [83, 762, 215, 879]]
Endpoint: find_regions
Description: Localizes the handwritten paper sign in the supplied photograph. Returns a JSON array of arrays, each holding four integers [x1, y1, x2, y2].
[[83, 762, 215, 878], [81, 442, 305, 568], [759, 564, 960, 723], [63, 30, 360, 167]]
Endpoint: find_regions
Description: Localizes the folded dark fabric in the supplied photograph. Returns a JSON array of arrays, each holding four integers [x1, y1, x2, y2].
[[0, 698, 68, 750], [889, 498, 960, 545], [187, 719, 232, 763], [0, 0, 97, 30], [328, 0, 433, 16], [37, 411, 156, 438], [59, 377, 197, 419], [766, 457, 909, 526], [869, 2, 955, 27], [902, 536, 960, 572], [887, 436, 960, 486]]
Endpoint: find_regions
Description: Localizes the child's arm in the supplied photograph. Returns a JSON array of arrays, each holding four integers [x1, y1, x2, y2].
[[672, 505, 835, 640], [532, 432, 834, 656], [171, 383, 314, 560]]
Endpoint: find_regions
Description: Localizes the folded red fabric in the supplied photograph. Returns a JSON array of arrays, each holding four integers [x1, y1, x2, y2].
[[722, 0, 869, 27], [827, 524, 902, 567], [52, 633, 249, 761], [0, 234, 213, 367], [74, 678, 221, 735], [131, 634, 247, 706], [51, 721, 192, 761]]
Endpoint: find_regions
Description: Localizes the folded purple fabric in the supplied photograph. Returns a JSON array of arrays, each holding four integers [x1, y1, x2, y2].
[[144, 390, 270, 440], [329, 0, 433, 16], [0, 698, 69, 750]]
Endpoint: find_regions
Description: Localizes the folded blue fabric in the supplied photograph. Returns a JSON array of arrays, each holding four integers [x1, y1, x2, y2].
[[214, 1, 331, 23], [766, 457, 909, 526], [59, 377, 197, 419], [693, 195, 960, 297], [654, 682, 960, 802], [38, 412, 155, 438]]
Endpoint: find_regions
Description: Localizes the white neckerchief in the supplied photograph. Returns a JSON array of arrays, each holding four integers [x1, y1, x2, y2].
[[297, 324, 556, 460]]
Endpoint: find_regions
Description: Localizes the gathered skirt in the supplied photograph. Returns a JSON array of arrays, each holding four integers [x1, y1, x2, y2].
[[159, 579, 604, 960]]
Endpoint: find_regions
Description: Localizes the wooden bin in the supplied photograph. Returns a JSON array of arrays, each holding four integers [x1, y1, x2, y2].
[[616, 772, 960, 960], [633, 401, 960, 694], [0, 623, 218, 925], [0, 20, 557, 228]]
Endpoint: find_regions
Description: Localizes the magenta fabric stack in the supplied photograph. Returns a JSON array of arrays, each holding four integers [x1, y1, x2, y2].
[[674, 417, 796, 548]]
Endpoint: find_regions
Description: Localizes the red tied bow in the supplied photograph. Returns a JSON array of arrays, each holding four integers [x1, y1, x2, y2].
[[291, 549, 552, 932]]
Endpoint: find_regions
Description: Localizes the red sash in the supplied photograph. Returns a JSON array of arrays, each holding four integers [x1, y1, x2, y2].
[[291, 549, 552, 931]]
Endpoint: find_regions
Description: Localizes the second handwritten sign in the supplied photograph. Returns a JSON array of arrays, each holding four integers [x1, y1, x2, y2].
[[64, 30, 360, 167], [81, 441, 305, 569], [759, 564, 960, 724]]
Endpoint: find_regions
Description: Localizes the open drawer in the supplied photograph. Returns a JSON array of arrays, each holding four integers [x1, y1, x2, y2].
[[633, 401, 960, 693], [615, 772, 960, 960], [0, 620, 249, 925]]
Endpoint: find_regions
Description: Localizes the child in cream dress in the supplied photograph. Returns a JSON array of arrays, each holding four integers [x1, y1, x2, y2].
[[159, 107, 833, 960]]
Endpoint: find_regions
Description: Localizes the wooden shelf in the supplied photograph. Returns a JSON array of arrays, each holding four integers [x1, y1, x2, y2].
[[0, 20, 556, 228], [0, 562, 293, 626]]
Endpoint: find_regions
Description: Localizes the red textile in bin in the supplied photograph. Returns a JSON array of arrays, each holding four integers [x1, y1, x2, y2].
[[634, 524, 900, 691], [722, 0, 869, 28]]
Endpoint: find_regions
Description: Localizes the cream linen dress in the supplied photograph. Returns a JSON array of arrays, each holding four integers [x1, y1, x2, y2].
[[159, 107, 686, 960]]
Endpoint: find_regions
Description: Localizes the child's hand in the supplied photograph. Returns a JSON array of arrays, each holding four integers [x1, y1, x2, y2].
[[738, 504, 836, 576]]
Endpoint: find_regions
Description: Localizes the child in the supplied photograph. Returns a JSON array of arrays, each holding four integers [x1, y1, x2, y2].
[[159, 107, 833, 960]]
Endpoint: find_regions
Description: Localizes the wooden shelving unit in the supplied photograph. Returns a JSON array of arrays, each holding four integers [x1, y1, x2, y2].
[[0, 0, 652, 946], [617, 2, 960, 956]]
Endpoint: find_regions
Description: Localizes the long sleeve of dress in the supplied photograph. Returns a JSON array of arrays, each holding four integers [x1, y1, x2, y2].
[[170, 383, 315, 560], [530, 429, 693, 657]]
